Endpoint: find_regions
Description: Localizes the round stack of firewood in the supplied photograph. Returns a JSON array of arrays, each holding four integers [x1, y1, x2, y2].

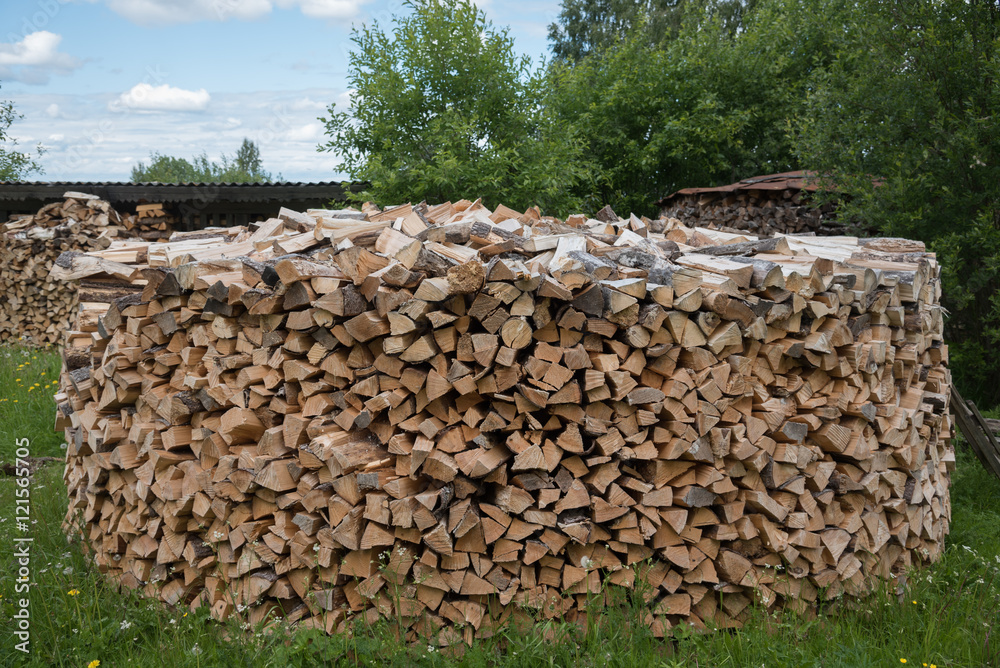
[[0, 193, 129, 345], [54, 200, 953, 643]]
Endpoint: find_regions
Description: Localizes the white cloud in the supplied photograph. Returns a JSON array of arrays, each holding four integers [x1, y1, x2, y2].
[[46, 103, 61, 118], [99, 0, 371, 25], [291, 97, 327, 112], [277, 0, 369, 20], [11, 88, 346, 182], [48, 134, 65, 141], [104, 0, 271, 24], [0, 32, 64, 67], [200, 116, 244, 132], [335, 89, 354, 110], [284, 122, 323, 142], [0, 31, 81, 84], [114, 83, 211, 112]]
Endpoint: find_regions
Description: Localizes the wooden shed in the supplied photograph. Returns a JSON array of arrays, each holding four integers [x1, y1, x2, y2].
[[0, 181, 363, 231]]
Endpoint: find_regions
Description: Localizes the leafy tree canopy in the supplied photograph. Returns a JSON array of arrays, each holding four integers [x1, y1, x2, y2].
[[795, 0, 1000, 404], [1, 85, 44, 181], [547, 0, 849, 214], [131, 138, 276, 183], [548, 0, 759, 62], [319, 0, 589, 213]]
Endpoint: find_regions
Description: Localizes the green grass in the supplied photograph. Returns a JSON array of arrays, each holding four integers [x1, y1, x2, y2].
[[0, 346, 998, 667], [0, 346, 64, 464]]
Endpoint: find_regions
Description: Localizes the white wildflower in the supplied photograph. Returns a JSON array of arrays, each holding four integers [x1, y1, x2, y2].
[[120, 620, 132, 630]]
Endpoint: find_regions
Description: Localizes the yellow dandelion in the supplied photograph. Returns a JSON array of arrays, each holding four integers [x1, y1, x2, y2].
[[13, 399, 18, 403], [900, 660, 907, 664], [15, 378, 20, 382], [67, 589, 80, 596], [912, 600, 917, 605], [88, 661, 100, 668], [183, 612, 188, 617]]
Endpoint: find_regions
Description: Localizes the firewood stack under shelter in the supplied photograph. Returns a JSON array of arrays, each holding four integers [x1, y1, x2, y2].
[[0, 192, 131, 345], [53, 198, 954, 642], [657, 171, 864, 238], [123, 203, 176, 242]]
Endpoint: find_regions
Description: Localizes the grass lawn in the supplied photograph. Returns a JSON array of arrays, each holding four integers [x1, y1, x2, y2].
[[0, 347, 64, 463], [0, 345, 998, 667]]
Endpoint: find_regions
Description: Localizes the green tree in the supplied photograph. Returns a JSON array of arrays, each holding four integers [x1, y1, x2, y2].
[[548, 0, 759, 62], [1, 88, 44, 180], [130, 138, 274, 183], [547, 26, 746, 215], [227, 138, 269, 181], [130, 153, 206, 182], [795, 0, 1000, 406], [319, 0, 589, 214], [547, 0, 848, 214]]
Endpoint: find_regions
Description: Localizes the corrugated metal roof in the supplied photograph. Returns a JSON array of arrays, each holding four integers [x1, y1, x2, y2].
[[657, 171, 833, 206], [0, 180, 347, 187], [0, 181, 363, 203]]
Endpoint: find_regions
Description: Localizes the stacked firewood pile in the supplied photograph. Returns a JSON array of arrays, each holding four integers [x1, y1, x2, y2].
[[54, 200, 953, 642], [0, 193, 130, 345], [122, 203, 176, 242], [660, 189, 854, 237]]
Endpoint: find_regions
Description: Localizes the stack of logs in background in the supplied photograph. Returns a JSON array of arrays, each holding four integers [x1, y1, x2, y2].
[[53, 199, 953, 643], [0, 193, 138, 345], [123, 203, 177, 242], [660, 189, 854, 237]]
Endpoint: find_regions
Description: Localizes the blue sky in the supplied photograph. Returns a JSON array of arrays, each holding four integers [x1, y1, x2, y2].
[[0, 0, 561, 181]]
